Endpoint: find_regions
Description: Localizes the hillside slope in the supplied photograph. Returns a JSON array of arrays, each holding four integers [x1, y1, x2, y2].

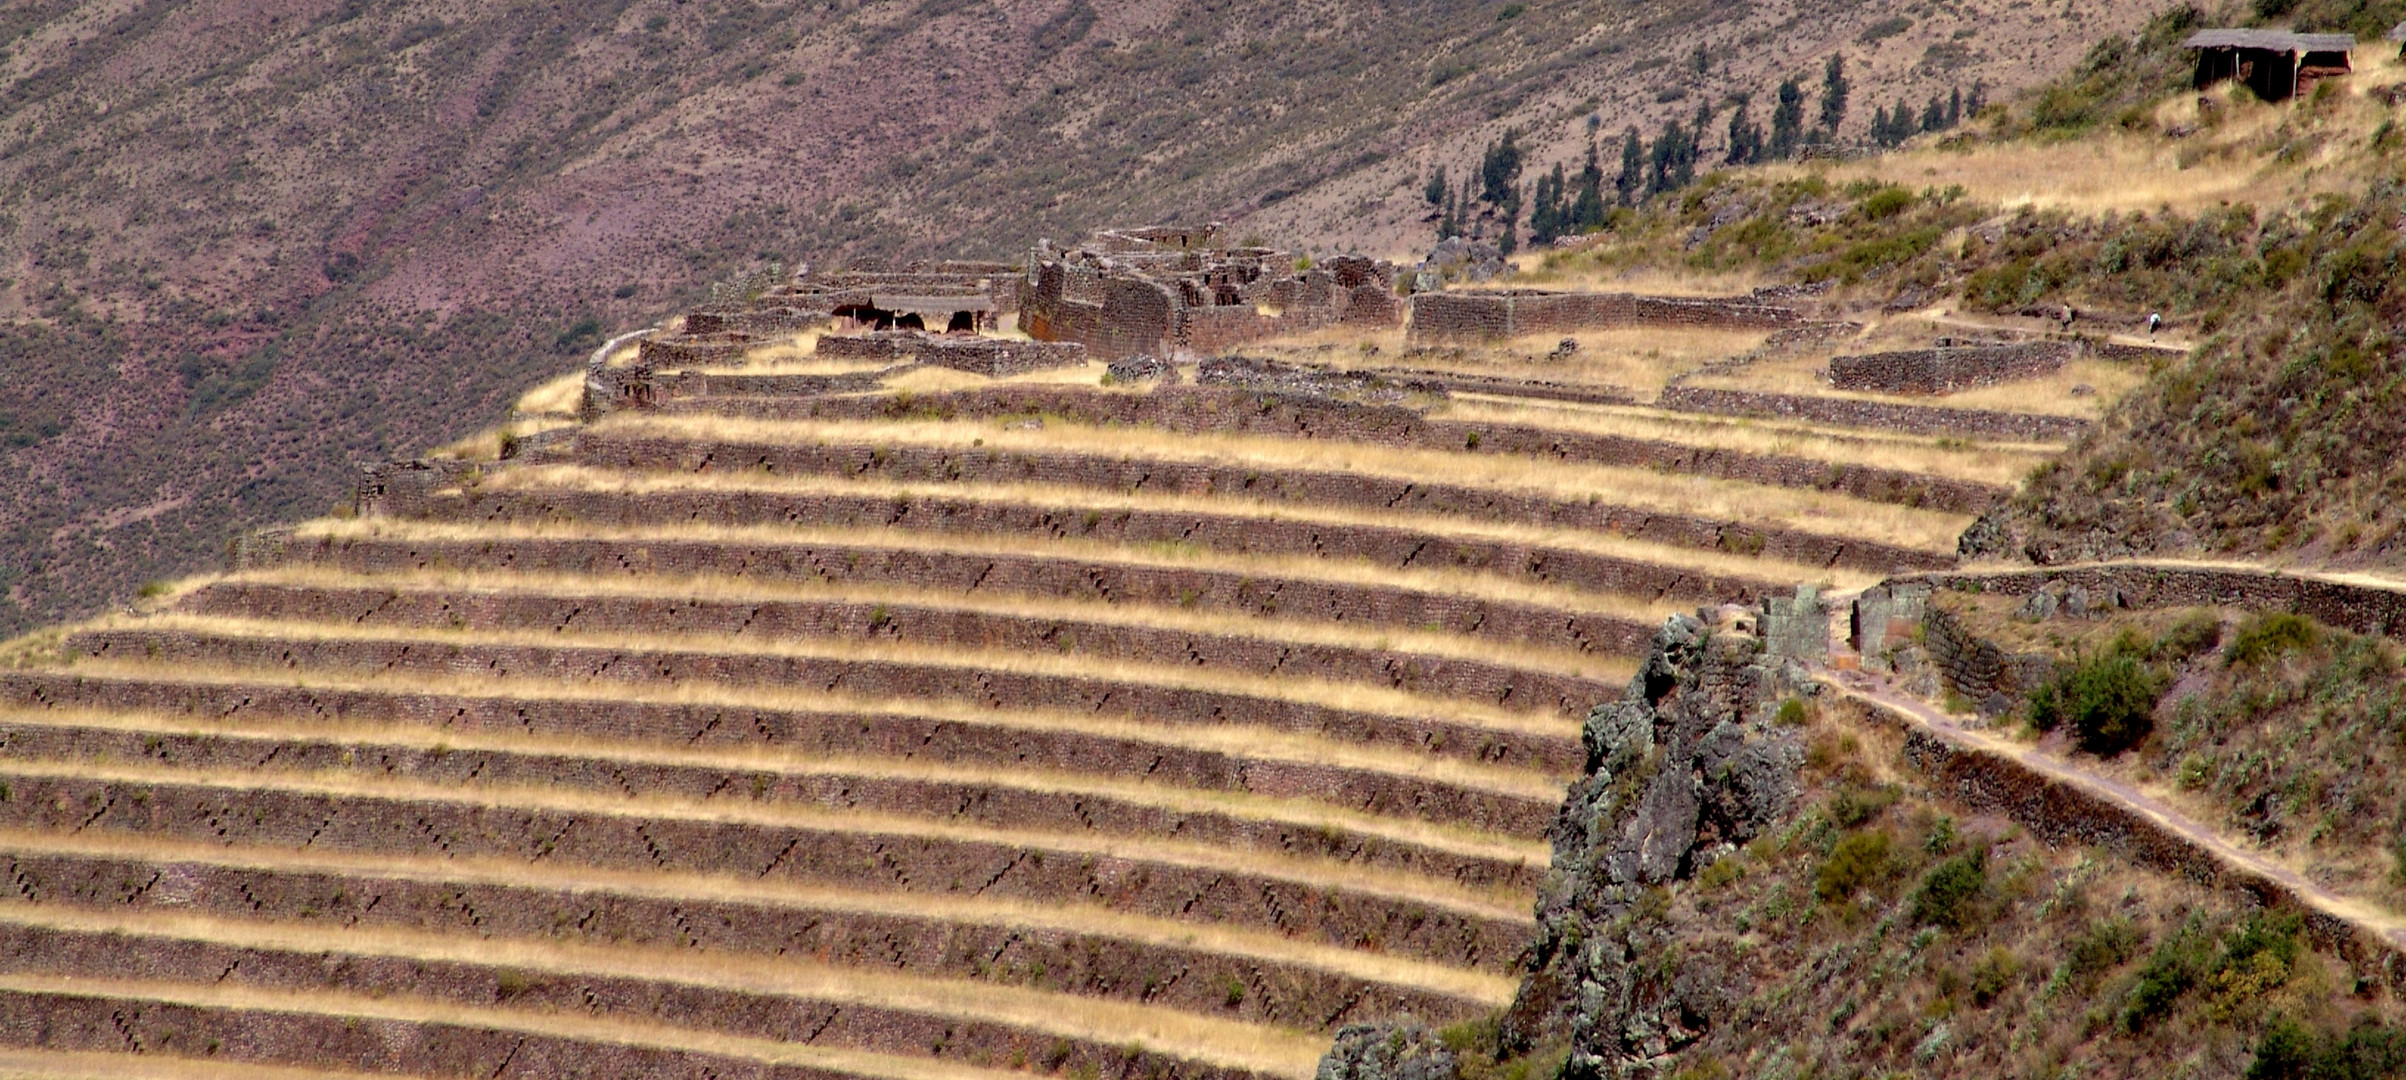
[[0, 0, 2160, 635]]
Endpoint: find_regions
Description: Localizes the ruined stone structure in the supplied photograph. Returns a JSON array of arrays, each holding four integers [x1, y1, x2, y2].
[[1827, 341, 2074, 395], [1019, 224, 1403, 360], [815, 330, 1086, 376], [2184, 29, 2354, 101], [1405, 290, 1806, 342]]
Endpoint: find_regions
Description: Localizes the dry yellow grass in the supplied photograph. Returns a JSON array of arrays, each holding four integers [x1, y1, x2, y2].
[[1790, 54, 2406, 217], [1436, 397, 2058, 485], [285, 514, 1692, 641], [598, 412, 1970, 552], [0, 704, 1549, 866], [1245, 322, 1772, 395], [0, 755, 1536, 918], [104, 610, 1582, 739], [47, 656, 1567, 803], [0, 905, 1331, 1078], [0, 828, 1519, 1005], [875, 361, 1107, 392], [511, 370, 586, 419], [225, 562, 1638, 684]]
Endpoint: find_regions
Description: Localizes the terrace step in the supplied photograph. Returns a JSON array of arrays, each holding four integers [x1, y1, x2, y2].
[[0, 832, 1509, 1028], [248, 525, 1666, 656], [0, 971, 1277, 1080], [0, 760, 1535, 970], [0, 1047, 425, 1080], [177, 577, 1625, 720], [0, 907, 1314, 1080], [0, 710, 1547, 891], [561, 427, 1959, 573], [60, 622, 1587, 777], [0, 671, 1563, 835], [394, 475, 1818, 605], [659, 384, 2010, 512]]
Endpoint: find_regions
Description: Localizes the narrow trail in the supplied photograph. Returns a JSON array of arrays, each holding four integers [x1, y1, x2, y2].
[[1814, 663, 2406, 951]]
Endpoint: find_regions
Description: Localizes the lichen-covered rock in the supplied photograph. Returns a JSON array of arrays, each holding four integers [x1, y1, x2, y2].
[[1500, 614, 1807, 1079], [1316, 1020, 1459, 1080]]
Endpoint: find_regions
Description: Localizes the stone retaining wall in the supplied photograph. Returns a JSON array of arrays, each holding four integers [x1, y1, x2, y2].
[[66, 628, 1586, 778], [182, 579, 1622, 723], [1406, 291, 1808, 342], [0, 848, 1484, 1028], [1862, 703, 2406, 991], [568, 432, 1956, 574], [683, 306, 827, 336], [1655, 386, 2091, 442], [0, 713, 1535, 892], [1920, 605, 2056, 717], [0, 922, 1262, 1080], [0, 768, 1527, 969], [671, 386, 2006, 514], [393, 486, 1795, 613], [816, 331, 1087, 375], [0, 672, 1556, 835], [1828, 342, 2075, 395], [1895, 564, 2406, 638], [242, 532, 1655, 661]]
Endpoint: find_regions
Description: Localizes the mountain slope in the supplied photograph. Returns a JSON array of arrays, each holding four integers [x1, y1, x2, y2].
[[0, 0, 2161, 635]]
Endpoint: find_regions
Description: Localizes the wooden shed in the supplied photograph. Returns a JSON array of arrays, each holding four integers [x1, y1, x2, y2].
[[2183, 29, 2355, 101]]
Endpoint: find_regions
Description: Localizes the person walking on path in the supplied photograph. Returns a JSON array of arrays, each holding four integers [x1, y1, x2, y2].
[[2149, 311, 2163, 338]]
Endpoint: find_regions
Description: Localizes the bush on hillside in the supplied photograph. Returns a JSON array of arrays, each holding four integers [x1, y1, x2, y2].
[[2029, 650, 2168, 756], [1815, 829, 1896, 903], [2226, 612, 2319, 667], [1909, 848, 1989, 930]]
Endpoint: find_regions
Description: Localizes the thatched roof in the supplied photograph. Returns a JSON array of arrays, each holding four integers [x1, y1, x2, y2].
[[2181, 29, 2354, 52]]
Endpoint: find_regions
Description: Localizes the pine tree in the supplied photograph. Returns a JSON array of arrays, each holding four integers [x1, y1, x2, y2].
[[1871, 103, 1891, 146], [1949, 86, 1963, 126], [1692, 98, 1715, 164], [1530, 162, 1569, 244], [1615, 127, 1644, 205], [1570, 144, 1607, 231], [1922, 95, 1947, 133], [1819, 54, 1849, 138], [1965, 80, 1987, 118], [1424, 167, 1448, 207], [1769, 79, 1804, 159], [1479, 131, 1523, 206], [1499, 185, 1522, 255], [1725, 94, 1763, 164]]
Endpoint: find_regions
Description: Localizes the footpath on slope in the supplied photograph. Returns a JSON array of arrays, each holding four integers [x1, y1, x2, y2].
[[1807, 581, 2406, 976]]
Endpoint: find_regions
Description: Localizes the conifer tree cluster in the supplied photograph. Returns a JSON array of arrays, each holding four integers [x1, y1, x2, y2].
[[1870, 83, 1980, 147]]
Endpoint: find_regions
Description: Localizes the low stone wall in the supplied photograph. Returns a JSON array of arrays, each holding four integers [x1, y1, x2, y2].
[[1897, 564, 2406, 638], [1656, 386, 2092, 442], [351, 458, 481, 518], [1, 671, 1557, 836], [67, 626, 1586, 779], [239, 531, 1655, 661], [683, 306, 828, 336], [637, 330, 757, 367], [2, 711, 1534, 892], [1828, 342, 2074, 395], [395, 485, 1796, 614], [182, 579, 1622, 723], [1, 847, 1486, 1029], [568, 431, 1957, 574], [670, 386, 2008, 514], [0, 765, 1529, 970], [815, 331, 1087, 375], [1365, 368, 1640, 406], [1920, 605, 2057, 717], [1406, 290, 1808, 342]]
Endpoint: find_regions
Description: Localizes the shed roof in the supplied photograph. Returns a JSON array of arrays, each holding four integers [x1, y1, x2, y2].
[[2181, 28, 2355, 51]]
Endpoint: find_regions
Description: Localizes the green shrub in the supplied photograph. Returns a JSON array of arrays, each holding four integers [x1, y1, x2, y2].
[[2123, 935, 2201, 1031], [1775, 698, 1810, 726], [1827, 784, 1899, 828], [2247, 1015, 2406, 1080], [1858, 186, 1915, 220], [1815, 830, 1894, 903], [2154, 611, 2223, 661], [2028, 652, 2167, 756], [1909, 848, 1988, 929], [2227, 612, 2318, 667]]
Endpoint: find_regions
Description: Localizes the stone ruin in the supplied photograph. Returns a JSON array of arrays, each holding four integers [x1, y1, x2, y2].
[[637, 260, 1021, 367], [1406, 288, 1808, 343], [1018, 223, 1404, 360]]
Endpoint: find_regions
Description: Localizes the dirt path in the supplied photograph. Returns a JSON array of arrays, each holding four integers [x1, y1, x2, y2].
[[1816, 665, 2406, 950]]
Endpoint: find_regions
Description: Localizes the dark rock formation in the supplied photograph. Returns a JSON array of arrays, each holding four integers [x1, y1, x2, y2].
[[1498, 614, 1807, 1079], [1315, 1020, 1458, 1080]]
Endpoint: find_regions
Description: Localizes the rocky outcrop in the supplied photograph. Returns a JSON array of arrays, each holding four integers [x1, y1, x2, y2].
[[1496, 615, 1807, 1079], [1316, 1020, 1458, 1080]]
